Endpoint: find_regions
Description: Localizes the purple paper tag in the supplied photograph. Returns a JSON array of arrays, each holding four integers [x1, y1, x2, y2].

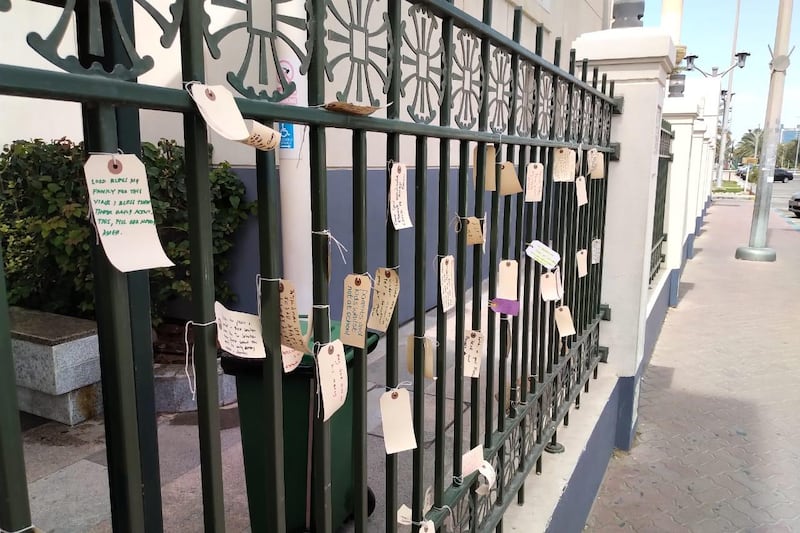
[[489, 298, 519, 316]]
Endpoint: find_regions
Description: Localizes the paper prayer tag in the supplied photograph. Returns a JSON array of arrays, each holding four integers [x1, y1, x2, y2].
[[187, 84, 279, 150], [279, 279, 311, 354], [84, 154, 174, 273], [406, 335, 435, 379], [420, 520, 435, 533], [525, 162, 544, 203], [576, 249, 588, 278], [397, 504, 413, 525], [318, 340, 349, 421], [473, 144, 497, 191], [389, 162, 413, 230], [464, 330, 484, 378], [555, 305, 577, 337], [525, 240, 561, 270], [440, 255, 456, 312], [540, 271, 560, 302], [341, 274, 372, 348], [214, 302, 265, 358], [553, 148, 576, 182], [591, 238, 602, 264], [462, 444, 484, 477], [281, 345, 303, 373], [575, 176, 588, 207], [465, 217, 484, 245], [475, 461, 497, 496], [367, 268, 400, 333], [497, 260, 518, 301], [499, 162, 523, 196], [589, 148, 606, 179], [380, 387, 417, 454]]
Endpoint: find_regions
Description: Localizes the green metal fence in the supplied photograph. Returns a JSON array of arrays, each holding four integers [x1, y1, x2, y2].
[[651, 120, 673, 283], [0, 1, 618, 532]]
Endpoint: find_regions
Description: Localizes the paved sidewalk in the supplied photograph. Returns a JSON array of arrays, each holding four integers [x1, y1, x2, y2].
[[585, 200, 800, 532]]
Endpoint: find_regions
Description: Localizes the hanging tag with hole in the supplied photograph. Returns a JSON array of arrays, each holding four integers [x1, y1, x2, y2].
[[554, 305, 576, 337], [525, 162, 544, 202], [440, 255, 456, 312], [465, 216, 484, 245], [380, 387, 417, 454], [317, 340, 348, 421], [589, 148, 605, 179], [540, 271, 560, 302], [497, 260, 518, 300], [278, 279, 311, 354], [464, 330, 484, 378], [553, 148, 576, 182], [281, 345, 303, 373], [575, 176, 589, 206], [462, 444, 484, 476], [389, 162, 413, 230], [84, 154, 174, 272], [407, 335, 435, 379], [525, 240, 561, 269], [576, 249, 588, 278], [473, 144, 497, 191], [475, 460, 497, 496], [187, 84, 279, 150], [214, 302, 265, 358], [341, 274, 371, 348], [591, 238, 602, 264], [420, 520, 435, 532], [499, 162, 523, 196], [367, 268, 400, 333]]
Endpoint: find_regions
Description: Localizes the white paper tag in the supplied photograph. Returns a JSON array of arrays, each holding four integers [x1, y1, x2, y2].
[[389, 162, 413, 230], [553, 148, 576, 182], [280, 345, 303, 373], [341, 274, 372, 348], [499, 161, 523, 196], [84, 154, 174, 272], [473, 144, 497, 191], [576, 249, 588, 278], [397, 504, 413, 525], [318, 340, 348, 421], [497, 260, 518, 300], [380, 388, 417, 454], [475, 460, 497, 496], [214, 302, 265, 358], [462, 444, 484, 476], [440, 255, 456, 312], [575, 176, 588, 206], [525, 162, 544, 202], [525, 240, 561, 270], [420, 520, 435, 533], [367, 268, 400, 333], [555, 305, 576, 337], [407, 335, 435, 379], [463, 330, 484, 378], [540, 271, 560, 302], [589, 148, 605, 179], [278, 279, 311, 354], [244, 121, 280, 151], [424, 486, 434, 515], [482, 212, 489, 254], [465, 216, 483, 245], [591, 238, 602, 264]]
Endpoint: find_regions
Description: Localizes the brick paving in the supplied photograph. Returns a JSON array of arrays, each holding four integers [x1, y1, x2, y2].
[[585, 199, 800, 532]]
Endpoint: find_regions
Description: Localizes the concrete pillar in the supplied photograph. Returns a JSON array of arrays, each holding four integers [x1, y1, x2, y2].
[[686, 117, 707, 255], [662, 96, 700, 306], [573, 27, 675, 450]]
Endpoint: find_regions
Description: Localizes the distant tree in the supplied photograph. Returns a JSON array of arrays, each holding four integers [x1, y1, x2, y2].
[[734, 128, 762, 160], [777, 139, 799, 168]]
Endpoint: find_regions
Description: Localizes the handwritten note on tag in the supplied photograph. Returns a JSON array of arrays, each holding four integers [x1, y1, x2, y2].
[[465, 217, 483, 245], [475, 461, 497, 496], [214, 302, 265, 358], [440, 255, 456, 312], [575, 176, 588, 206], [367, 268, 399, 333], [540, 271, 560, 302], [281, 345, 303, 373], [406, 335, 435, 379], [380, 388, 417, 454], [279, 279, 310, 354], [389, 162, 413, 230], [555, 305, 576, 337], [525, 240, 561, 270], [497, 260, 518, 300], [473, 144, 497, 191], [341, 274, 371, 348], [553, 148, 576, 182], [589, 148, 605, 179], [576, 249, 588, 278], [464, 330, 484, 378], [188, 84, 279, 150], [591, 239, 602, 264], [525, 162, 544, 202], [318, 340, 348, 421], [462, 444, 484, 476], [499, 162, 523, 196], [84, 155, 174, 273]]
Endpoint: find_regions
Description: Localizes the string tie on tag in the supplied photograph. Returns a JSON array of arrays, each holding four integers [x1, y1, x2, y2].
[[184, 320, 216, 401], [312, 229, 349, 264], [383, 380, 413, 392], [450, 214, 463, 233], [0, 525, 36, 533], [360, 271, 376, 284]]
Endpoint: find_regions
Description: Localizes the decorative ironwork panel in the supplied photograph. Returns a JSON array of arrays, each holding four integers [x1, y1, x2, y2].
[[515, 61, 536, 137], [451, 28, 483, 129], [487, 46, 512, 133], [570, 88, 582, 143], [401, 5, 444, 124], [553, 77, 568, 141], [537, 72, 554, 138], [602, 102, 612, 146], [593, 98, 602, 142]]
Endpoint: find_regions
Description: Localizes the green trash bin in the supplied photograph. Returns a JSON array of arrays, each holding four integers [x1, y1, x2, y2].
[[221, 319, 379, 533]]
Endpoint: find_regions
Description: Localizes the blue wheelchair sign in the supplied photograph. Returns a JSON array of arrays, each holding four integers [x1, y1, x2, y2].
[[278, 122, 294, 149]]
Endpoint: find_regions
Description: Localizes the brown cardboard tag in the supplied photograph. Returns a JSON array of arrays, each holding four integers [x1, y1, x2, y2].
[[406, 335, 435, 379], [465, 217, 483, 245], [576, 249, 588, 278], [279, 279, 310, 354], [366, 268, 400, 333], [473, 144, 497, 191], [499, 161, 523, 196], [525, 162, 544, 203], [244, 121, 280, 150], [379, 387, 417, 454], [540, 272, 560, 302], [389, 162, 413, 230], [554, 305, 576, 337], [341, 274, 371, 348], [553, 148, 576, 182], [439, 255, 456, 312], [591, 238, 602, 264], [497, 260, 518, 300], [323, 101, 380, 115], [464, 330, 484, 378], [318, 340, 348, 421], [214, 302, 265, 358], [575, 176, 588, 206], [589, 148, 605, 179]]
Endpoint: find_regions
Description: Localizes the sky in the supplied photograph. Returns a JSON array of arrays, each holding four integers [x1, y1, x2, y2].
[[644, 0, 800, 141]]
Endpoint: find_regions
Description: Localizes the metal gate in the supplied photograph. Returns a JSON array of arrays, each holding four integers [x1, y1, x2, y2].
[[0, 1, 618, 532]]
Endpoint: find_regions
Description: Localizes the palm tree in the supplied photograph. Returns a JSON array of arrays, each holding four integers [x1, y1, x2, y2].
[[734, 128, 763, 161]]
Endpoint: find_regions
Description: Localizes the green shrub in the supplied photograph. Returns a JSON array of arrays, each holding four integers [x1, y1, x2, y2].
[[747, 166, 760, 183], [0, 138, 255, 323]]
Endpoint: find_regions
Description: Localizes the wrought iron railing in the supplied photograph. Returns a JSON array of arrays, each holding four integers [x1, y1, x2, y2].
[[650, 120, 672, 283], [0, 1, 618, 533]]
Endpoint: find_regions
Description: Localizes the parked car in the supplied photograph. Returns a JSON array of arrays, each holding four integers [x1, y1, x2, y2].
[[790, 191, 800, 217], [773, 168, 794, 183]]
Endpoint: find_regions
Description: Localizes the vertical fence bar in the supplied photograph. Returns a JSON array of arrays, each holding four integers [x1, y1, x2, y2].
[[454, 141, 469, 480], [352, 129, 369, 532], [256, 147, 287, 533]]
